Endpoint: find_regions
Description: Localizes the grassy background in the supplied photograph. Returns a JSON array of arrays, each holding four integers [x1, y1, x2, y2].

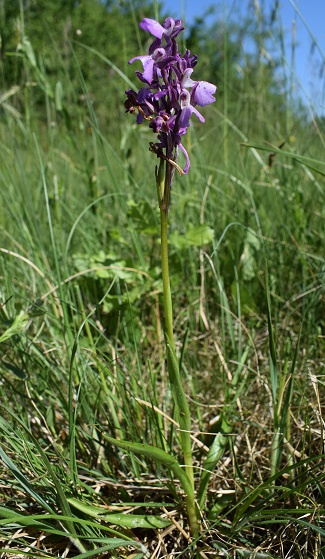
[[0, 1, 324, 557]]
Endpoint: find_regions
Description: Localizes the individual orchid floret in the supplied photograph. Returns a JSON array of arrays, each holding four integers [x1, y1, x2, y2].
[[129, 47, 167, 84], [181, 69, 217, 106], [179, 90, 205, 128], [125, 88, 157, 123], [139, 17, 184, 40]]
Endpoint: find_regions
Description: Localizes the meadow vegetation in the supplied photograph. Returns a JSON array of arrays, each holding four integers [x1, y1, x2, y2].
[[0, 1, 324, 557]]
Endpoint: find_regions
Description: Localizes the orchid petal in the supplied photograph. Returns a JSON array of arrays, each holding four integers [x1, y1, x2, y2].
[[141, 58, 155, 83], [178, 106, 192, 130], [128, 54, 151, 66], [191, 105, 205, 122], [191, 81, 217, 106], [178, 143, 190, 174], [181, 68, 196, 88], [139, 18, 165, 39], [129, 55, 155, 84]]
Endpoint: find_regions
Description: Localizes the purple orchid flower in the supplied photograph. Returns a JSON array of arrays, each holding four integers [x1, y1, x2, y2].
[[125, 17, 216, 175], [129, 47, 167, 84], [139, 17, 184, 40]]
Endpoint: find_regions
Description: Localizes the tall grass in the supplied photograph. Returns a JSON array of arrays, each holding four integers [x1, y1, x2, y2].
[[0, 1, 324, 558]]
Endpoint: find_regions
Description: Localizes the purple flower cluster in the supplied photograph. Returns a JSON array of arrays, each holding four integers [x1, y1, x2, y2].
[[125, 17, 216, 175]]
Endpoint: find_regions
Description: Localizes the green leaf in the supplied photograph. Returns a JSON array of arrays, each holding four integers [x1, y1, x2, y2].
[[68, 498, 171, 529], [103, 433, 195, 502], [127, 200, 158, 235], [55, 81, 63, 111], [170, 224, 214, 250], [245, 228, 261, 251], [72, 251, 136, 282], [241, 228, 261, 281], [0, 509, 135, 538], [241, 245, 257, 281], [20, 37, 37, 68], [207, 493, 235, 519], [198, 416, 232, 509]]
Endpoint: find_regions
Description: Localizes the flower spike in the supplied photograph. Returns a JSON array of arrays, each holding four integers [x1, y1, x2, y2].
[[125, 17, 216, 175]]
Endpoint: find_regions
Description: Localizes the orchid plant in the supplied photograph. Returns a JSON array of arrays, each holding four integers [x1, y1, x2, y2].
[[105, 17, 217, 540]]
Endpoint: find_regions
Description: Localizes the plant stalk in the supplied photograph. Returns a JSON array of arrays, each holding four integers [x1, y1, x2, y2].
[[156, 160, 197, 532], [159, 166, 175, 350]]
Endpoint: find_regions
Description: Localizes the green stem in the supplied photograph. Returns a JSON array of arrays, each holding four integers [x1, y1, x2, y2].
[[156, 160, 197, 523], [160, 203, 174, 348]]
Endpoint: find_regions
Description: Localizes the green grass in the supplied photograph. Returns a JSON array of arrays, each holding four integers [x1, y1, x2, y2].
[[0, 2, 324, 558]]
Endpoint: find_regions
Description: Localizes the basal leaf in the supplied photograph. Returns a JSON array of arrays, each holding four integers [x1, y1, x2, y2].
[[68, 498, 170, 529]]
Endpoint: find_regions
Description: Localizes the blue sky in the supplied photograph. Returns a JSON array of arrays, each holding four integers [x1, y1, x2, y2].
[[151, 0, 325, 114]]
